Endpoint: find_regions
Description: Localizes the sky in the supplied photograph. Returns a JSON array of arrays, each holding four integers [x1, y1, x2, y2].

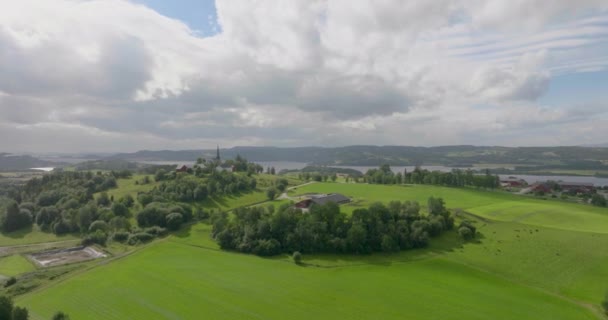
[[0, 0, 607, 153]]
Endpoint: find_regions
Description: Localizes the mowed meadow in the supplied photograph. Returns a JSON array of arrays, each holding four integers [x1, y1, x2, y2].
[[14, 182, 608, 319]]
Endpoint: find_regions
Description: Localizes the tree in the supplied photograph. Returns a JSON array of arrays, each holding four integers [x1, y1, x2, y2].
[[330, 173, 337, 182], [270, 167, 276, 175], [602, 291, 608, 315], [166, 212, 183, 231], [266, 188, 277, 200], [292, 251, 302, 265], [1, 200, 33, 233], [591, 194, 607, 207], [458, 226, 473, 240], [0, 295, 13, 320], [52, 311, 70, 320], [88, 220, 109, 233], [12, 306, 29, 320], [111, 202, 129, 217], [97, 192, 111, 207]]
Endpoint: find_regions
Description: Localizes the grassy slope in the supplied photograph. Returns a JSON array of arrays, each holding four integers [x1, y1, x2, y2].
[[16, 183, 608, 319], [0, 255, 36, 277], [18, 237, 596, 320], [104, 175, 158, 200], [0, 226, 78, 247], [292, 183, 608, 233]]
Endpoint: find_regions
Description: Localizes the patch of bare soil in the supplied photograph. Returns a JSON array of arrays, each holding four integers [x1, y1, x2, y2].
[[29, 246, 107, 267]]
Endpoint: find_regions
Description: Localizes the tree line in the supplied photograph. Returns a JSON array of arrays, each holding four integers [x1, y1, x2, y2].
[[212, 197, 455, 256], [363, 165, 500, 189]]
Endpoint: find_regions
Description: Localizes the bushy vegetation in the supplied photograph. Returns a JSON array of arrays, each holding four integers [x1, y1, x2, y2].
[[141, 167, 257, 204], [363, 165, 500, 189], [212, 197, 453, 256]]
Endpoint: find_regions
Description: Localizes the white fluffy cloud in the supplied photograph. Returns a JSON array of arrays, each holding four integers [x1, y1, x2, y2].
[[0, 0, 607, 152]]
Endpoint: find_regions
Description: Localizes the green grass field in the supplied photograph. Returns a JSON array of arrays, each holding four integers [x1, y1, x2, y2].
[[17, 235, 597, 320], [104, 175, 159, 200], [291, 183, 608, 233], [0, 226, 78, 247], [14, 183, 608, 319], [0, 255, 36, 277]]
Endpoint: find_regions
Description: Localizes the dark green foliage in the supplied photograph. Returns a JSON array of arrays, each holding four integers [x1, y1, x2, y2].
[[34, 206, 60, 231], [52, 311, 70, 320], [4, 277, 16, 288], [213, 198, 450, 256], [112, 231, 130, 242], [109, 216, 131, 231], [458, 220, 477, 240], [88, 220, 109, 233], [364, 165, 500, 189], [127, 232, 154, 245], [0, 296, 14, 320], [136, 203, 191, 229], [144, 169, 255, 203], [111, 202, 129, 217], [266, 188, 277, 200], [82, 229, 107, 246], [292, 251, 302, 264], [119, 194, 135, 208], [602, 291, 608, 315], [275, 179, 289, 192], [52, 219, 72, 235], [591, 194, 607, 207], [12, 306, 28, 320], [96, 192, 111, 207], [1, 200, 33, 232], [165, 212, 183, 231]]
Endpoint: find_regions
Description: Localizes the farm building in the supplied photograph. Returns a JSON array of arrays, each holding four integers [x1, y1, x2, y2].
[[294, 193, 351, 212], [528, 183, 552, 194], [500, 177, 527, 188], [176, 165, 189, 173], [557, 182, 595, 194]]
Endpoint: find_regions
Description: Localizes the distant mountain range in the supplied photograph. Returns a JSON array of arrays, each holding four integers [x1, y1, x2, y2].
[[106, 145, 608, 167], [0, 153, 65, 172], [3, 145, 607, 171]]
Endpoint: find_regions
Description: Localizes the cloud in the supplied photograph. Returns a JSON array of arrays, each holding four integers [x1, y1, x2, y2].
[[0, 0, 607, 153]]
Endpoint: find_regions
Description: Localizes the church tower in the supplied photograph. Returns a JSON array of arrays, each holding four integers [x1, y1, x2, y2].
[[215, 145, 221, 162]]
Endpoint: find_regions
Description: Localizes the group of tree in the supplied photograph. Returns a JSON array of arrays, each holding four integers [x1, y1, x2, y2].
[[212, 197, 455, 256], [141, 169, 257, 205], [0, 295, 69, 320], [0, 171, 126, 237], [363, 165, 500, 189]]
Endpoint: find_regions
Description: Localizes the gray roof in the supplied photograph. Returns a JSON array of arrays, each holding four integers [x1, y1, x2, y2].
[[310, 193, 350, 205]]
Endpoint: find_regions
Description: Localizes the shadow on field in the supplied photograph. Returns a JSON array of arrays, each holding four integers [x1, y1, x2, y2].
[[1, 225, 34, 239], [297, 230, 473, 269]]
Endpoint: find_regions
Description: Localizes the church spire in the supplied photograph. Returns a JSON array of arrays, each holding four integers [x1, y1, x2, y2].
[[216, 145, 221, 161]]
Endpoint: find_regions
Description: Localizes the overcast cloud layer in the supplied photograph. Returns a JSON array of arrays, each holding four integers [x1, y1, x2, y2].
[[1, 0, 607, 153]]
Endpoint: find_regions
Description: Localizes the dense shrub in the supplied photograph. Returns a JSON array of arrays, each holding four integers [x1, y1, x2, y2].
[[82, 230, 108, 246], [127, 232, 154, 245], [112, 231, 130, 242], [88, 220, 109, 233], [52, 218, 72, 235], [292, 251, 302, 264], [213, 198, 451, 256], [1, 200, 33, 232], [3, 277, 16, 288], [165, 212, 183, 231]]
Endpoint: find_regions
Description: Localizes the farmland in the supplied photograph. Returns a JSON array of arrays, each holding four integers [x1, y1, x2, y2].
[[291, 183, 608, 233], [5, 182, 605, 319]]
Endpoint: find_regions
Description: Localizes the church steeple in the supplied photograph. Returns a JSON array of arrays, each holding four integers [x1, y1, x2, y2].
[[216, 145, 221, 161]]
